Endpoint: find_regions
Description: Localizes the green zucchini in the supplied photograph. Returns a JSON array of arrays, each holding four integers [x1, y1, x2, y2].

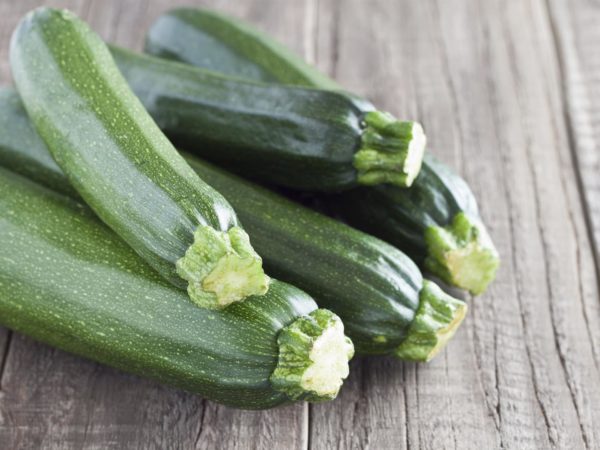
[[0, 87, 466, 360], [329, 161, 499, 295], [10, 8, 270, 309], [0, 168, 354, 408], [106, 45, 425, 191], [145, 8, 500, 294], [144, 7, 340, 90]]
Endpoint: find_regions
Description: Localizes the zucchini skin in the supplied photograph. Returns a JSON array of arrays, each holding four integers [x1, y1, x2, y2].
[[0, 168, 318, 409], [10, 8, 270, 308], [145, 8, 499, 294], [0, 88, 74, 197], [0, 88, 423, 356]]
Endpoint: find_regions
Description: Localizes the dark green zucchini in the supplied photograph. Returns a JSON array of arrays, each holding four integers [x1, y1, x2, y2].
[[329, 159, 499, 295], [145, 7, 340, 89], [106, 45, 425, 191], [0, 168, 354, 408], [0, 87, 466, 360], [10, 8, 269, 309], [145, 8, 500, 294]]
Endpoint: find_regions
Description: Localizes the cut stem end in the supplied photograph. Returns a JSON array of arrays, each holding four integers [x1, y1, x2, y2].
[[395, 280, 467, 362], [354, 111, 426, 187], [176, 226, 270, 309], [424, 212, 499, 295], [270, 309, 354, 402]]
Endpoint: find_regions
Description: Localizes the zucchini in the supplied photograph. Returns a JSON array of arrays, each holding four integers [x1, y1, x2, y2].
[[107, 45, 425, 191], [144, 7, 340, 90], [145, 8, 500, 294], [0, 87, 466, 360], [10, 8, 270, 309], [0, 168, 354, 408], [329, 160, 499, 295]]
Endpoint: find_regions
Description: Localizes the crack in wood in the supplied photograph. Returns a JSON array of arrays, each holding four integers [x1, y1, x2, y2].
[[472, 6, 504, 439], [402, 365, 410, 450], [0, 331, 13, 392], [193, 400, 207, 448]]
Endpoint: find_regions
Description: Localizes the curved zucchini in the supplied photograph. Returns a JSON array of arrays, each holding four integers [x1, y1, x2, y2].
[[0, 87, 466, 360], [145, 8, 499, 294], [10, 8, 269, 309], [0, 168, 354, 408]]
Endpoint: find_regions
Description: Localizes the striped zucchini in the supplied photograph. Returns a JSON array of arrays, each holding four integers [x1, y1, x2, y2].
[[145, 8, 500, 294], [0, 168, 354, 408], [0, 87, 466, 360], [10, 8, 269, 309]]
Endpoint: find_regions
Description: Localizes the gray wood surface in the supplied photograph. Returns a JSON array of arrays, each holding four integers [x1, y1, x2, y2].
[[0, 0, 599, 448]]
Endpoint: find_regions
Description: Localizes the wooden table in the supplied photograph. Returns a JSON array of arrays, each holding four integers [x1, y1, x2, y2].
[[1, 0, 599, 448]]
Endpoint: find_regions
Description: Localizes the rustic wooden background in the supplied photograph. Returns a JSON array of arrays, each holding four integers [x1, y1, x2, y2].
[[1, 0, 599, 448]]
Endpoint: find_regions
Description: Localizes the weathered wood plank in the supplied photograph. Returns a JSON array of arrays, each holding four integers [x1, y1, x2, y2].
[[307, 0, 600, 449], [429, 0, 600, 447], [546, 0, 600, 375], [0, 334, 206, 449], [0, 1, 309, 449]]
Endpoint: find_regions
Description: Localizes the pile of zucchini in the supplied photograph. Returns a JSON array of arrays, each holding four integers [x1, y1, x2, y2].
[[0, 7, 498, 410]]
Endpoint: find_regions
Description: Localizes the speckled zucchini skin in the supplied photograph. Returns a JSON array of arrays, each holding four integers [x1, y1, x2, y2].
[[9, 8, 244, 292], [0, 168, 318, 409], [0, 88, 424, 355], [145, 8, 498, 293]]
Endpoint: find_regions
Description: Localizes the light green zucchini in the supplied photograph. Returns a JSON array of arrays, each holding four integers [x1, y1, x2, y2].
[[0, 167, 354, 408], [10, 7, 269, 309]]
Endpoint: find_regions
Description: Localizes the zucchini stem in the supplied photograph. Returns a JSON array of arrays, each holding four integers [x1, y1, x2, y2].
[[395, 280, 467, 362], [424, 212, 500, 295], [270, 309, 354, 402], [354, 111, 426, 187], [176, 226, 270, 309]]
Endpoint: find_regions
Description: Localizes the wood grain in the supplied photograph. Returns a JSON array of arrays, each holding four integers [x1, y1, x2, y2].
[[547, 0, 600, 376], [0, 0, 599, 448]]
